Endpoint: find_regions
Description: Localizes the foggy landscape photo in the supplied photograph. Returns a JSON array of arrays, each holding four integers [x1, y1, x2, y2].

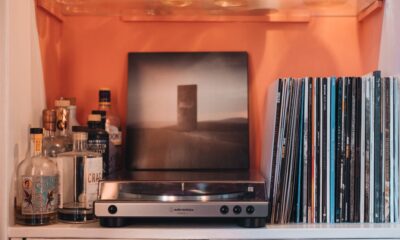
[[127, 52, 249, 170]]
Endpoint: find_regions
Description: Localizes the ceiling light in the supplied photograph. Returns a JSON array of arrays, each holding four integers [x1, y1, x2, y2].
[[213, 0, 247, 8], [160, 0, 193, 7], [303, 0, 348, 7]]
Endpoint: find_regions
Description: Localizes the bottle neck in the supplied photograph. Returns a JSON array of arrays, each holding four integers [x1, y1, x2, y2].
[[88, 121, 102, 129], [99, 102, 111, 111], [43, 123, 56, 138], [30, 134, 43, 157], [69, 106, 77, 122], [44, 129, 56, 138], [72, 133, 88, 151]]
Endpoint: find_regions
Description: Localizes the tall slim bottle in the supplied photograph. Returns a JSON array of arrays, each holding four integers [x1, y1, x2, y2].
[[60, 97, 80, 131], [15, 128, 59, 225], [98, 88, 122, 175], [87, 114, 109, 176], [54, 99, 73, 153], [57, 126, 103, 223]]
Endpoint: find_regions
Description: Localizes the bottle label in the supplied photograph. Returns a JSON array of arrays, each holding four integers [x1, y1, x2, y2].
[[21, 176, 58, 215], [56, 108, 69, 131], [83, 157, 103, 209], [88, 139, 108, 155], [88, 139, 109, 175], [107, 125, 122, 145]]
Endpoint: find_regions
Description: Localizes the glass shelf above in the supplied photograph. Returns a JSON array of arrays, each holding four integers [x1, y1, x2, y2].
[[37, 0, 382, 22]]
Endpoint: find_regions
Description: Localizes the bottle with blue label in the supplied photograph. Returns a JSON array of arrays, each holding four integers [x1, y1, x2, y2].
[[15, 128, 59, 225]]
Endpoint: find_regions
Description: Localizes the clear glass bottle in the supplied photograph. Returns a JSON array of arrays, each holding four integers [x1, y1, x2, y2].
[[42, 109, 67, 158], [98, 88, 122, 175], [15, 128, 59, 225], [62, 97, 80, 131], [54, 99, 73, 153], [57, 126, 103, 223], [87, 114, 109, 176]]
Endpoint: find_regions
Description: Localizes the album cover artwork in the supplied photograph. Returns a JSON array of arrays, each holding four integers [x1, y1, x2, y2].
[[127, 52, 249, 170]]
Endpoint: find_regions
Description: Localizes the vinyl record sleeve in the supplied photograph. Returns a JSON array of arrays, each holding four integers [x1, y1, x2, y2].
[[335, 77, 343, 223], [269, 78, 283, 223], [360, 77, 366, 223], [364, 77, 371, 223], [322, 78, 328, 223], [330, 77, 336, 224], [373, 76, 382, 223], [390, 77, 395, 223], [350, 77, 357, 222]]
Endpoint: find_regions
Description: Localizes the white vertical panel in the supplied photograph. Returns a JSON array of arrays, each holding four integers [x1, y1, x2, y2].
[[0, 0, 47, 237], [0, 0, 8, 239], [378, 0, 400, 76]]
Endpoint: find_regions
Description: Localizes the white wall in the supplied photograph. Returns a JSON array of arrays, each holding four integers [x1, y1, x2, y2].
[[0, 0, 8, 238], [378, 0, 400, 76], [0, 0, 46, 238]]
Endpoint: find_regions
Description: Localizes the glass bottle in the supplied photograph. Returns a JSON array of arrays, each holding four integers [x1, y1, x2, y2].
[[15, 128, 59, 225], [60, 97, 80, 131], [54, 99, 73, 153], [57, 126, 103, 223], [98, 88, 122, 175], [87, 114, 109, 176], [42, 109, 66, 158]]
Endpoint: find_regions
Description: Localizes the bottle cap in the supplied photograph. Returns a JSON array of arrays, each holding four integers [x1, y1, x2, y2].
[[30, 128, 43, 134], [88, 114, 101, 122], [64, 97, 76, 106], [99, 88, 111, 103], [55, 99, 70, 107], [72, 126, 87, 133]]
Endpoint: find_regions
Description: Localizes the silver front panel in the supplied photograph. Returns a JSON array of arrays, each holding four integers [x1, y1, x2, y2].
[[94, 201, 268, 218]]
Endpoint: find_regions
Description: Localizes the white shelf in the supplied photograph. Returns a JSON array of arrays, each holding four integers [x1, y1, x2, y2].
[[8, 222, 400, 239]]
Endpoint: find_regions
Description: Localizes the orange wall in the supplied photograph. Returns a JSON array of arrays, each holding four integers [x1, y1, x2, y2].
[[36, 7, 383, 170], [358, 8, 383, 73]]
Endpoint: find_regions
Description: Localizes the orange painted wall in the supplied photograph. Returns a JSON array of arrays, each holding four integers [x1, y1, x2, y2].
[[358, 8, 384, 73], [36, 7, 383, 171]]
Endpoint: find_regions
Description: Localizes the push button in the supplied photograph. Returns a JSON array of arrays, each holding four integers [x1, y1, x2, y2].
[[108, 205, 118, 214], [246, 205, 255, 214], [233, 205, 242, 214], [220, 205, 229, 214]]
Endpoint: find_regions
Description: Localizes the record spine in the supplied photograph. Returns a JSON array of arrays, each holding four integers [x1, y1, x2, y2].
[[335, 78, 343, 223], [374, 76, 382, 223]]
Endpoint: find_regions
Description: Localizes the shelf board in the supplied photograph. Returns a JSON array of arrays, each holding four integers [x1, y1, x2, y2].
[[36, 0, 382, 23], [8, 222, 400, 239]]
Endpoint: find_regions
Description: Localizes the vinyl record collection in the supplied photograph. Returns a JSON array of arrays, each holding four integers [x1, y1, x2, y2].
[[269, 71, 400, 224]]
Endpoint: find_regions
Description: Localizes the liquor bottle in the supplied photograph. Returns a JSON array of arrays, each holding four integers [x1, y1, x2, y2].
[[57, 126, 103, 223], [87, 114, 109, 176], [98, 88, 122, 175], [42, 109, 68, 158], [15, 128, 59, 225], [65, 97, 80, 131], [54, 99, 73, 153]]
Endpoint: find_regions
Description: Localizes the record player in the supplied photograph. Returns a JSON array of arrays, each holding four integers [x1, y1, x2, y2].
[[94, 52, 269, 228], [94, 170, 269, 228]]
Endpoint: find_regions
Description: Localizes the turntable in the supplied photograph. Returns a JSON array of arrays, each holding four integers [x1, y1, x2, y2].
[[94, 170, 269, 228], [94, 52, 268, 228]]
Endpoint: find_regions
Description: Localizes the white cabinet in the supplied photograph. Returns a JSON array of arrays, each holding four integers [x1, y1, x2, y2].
[[3, 0, 400, 239]]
